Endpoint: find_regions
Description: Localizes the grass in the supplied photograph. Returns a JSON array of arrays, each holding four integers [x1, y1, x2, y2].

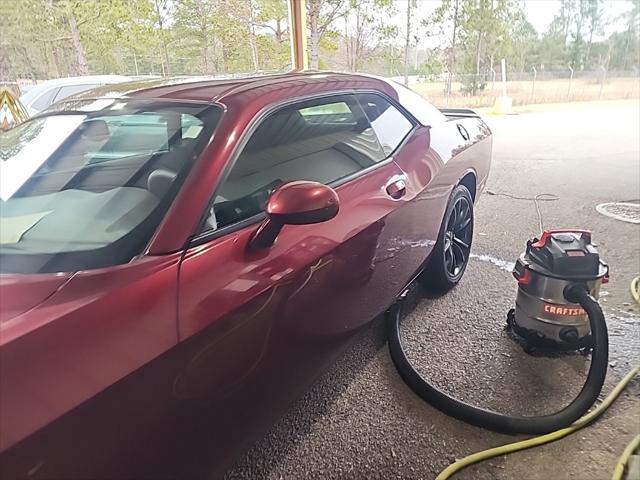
[[410, 77, 640, 109]]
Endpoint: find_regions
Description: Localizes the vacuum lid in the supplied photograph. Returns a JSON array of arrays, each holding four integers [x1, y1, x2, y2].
[[526, 229, 601, 278]]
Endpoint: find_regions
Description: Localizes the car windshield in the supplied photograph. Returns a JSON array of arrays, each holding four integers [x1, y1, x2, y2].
[[0, 99, 221, 273]]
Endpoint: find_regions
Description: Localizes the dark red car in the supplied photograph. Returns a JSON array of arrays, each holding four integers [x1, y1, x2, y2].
[[0, 73, 491, 478]]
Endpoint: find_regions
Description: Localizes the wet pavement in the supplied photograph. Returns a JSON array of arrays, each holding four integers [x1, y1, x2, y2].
[[224, 101, 640, 480]]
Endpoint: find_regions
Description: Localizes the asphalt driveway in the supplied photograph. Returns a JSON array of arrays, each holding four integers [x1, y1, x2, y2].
[[224, 100, 640, 480]]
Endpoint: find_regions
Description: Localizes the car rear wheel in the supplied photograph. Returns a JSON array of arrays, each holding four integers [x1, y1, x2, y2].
[[420, 184, 474, 292]]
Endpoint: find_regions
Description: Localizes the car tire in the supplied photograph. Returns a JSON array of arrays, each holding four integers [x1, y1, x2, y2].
[[420, 184, 474, 292]]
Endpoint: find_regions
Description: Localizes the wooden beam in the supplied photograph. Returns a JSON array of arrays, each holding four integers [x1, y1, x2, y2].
[[288, 0, 308, 71]]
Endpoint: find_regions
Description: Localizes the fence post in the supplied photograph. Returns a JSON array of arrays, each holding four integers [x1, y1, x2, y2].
[[598, 66, 607, 100], [501, 58, 507, 98], [133, 52, 139, 76], [567, 64, 574, 99], [446, 71, 452, 106], [531, 66, 537, 103]]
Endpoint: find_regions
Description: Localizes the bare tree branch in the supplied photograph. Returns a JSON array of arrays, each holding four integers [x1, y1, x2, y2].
[[77, 7, 101, 29], [318, 2, 347, 36]]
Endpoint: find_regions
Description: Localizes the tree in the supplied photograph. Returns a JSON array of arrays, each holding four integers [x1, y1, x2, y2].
[[174, 0, 258, 74], [307, 0, 348, 70], [152, 0, 172, 75], [342, 0, 396, 72], [618, 0, 639, 70], [449, 0, 523, 94], [548, 0, 575, 45], [246, 0, 259, 71], [583, 0, 605, 67], [403, 0, 417, 86], [3, 0, 636, 83], [255, 0, 289, 44], [548, 0, 606, 70], [254, 0, 291, 70], [509, 12, 538, 71], [4, 0, 159, 79], [174, 0, 222, 74], [425, 0, 462, 95]]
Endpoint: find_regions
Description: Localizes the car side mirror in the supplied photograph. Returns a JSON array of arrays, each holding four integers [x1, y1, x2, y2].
[[250, 181, 340, 249]]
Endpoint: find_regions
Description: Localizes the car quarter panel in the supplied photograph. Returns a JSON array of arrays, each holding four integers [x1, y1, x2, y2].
[[428, 114, 493, 199], [390, 113, 491, 274]]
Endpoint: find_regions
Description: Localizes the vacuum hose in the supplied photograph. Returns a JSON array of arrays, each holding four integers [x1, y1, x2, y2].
[[387, 283, 609, 435]]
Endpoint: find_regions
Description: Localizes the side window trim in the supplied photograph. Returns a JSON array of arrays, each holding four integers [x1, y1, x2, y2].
[[190, 90, 417, 247]]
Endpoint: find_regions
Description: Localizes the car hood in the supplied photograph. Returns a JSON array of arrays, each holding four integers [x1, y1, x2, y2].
[[0, 273, 73, 324]]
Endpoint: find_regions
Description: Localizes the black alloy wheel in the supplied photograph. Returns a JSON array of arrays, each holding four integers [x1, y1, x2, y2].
[[443, 195, 473, 278], [421, 184, 474, 291]]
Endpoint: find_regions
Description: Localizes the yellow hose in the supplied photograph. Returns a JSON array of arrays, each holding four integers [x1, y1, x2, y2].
[[436, 367, 640, 480], [631, 276, 640, 305], [612, 434, 640, 480]]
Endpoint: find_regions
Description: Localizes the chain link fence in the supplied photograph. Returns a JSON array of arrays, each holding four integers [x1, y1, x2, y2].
[[15, 61, 640, 109]]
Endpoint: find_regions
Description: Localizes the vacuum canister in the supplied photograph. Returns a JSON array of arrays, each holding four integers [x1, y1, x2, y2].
[[511, 229, 609, 348]]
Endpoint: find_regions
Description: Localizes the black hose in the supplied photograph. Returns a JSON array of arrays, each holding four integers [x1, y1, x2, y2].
[[387, 284, 608, 435]]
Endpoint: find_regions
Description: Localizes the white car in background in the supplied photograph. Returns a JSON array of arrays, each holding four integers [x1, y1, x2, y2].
[[19, 75, 131, 116]]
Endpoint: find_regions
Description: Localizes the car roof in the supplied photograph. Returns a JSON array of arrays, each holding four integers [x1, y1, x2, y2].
[[50, 71, 446, 129], [68, 72, 396, 104]]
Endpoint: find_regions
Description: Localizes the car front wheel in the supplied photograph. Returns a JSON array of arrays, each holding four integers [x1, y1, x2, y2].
[[421, 184, 474, 291]]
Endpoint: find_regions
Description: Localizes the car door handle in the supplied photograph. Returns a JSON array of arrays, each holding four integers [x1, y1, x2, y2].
[[457, 123, 470, 141], [385, 175, 407, 199]]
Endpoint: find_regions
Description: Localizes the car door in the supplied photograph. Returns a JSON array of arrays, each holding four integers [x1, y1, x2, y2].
[[175, 93, 417, 474]]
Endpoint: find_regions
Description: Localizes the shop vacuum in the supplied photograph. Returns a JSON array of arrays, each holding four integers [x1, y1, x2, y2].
[[387, 229, 611, 435]]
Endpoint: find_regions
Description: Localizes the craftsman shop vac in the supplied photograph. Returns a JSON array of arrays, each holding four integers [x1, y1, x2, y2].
[[388, 229, 611, 435]]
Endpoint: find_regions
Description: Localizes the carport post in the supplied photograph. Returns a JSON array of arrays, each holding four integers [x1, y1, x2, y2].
[[288, 0, 308, 71]]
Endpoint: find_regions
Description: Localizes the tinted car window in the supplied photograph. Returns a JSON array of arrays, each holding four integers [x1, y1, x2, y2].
[[206, 95, 385, 231], [357, 93, 414, 156], [31, 88, 58, 111], [54, 84, 100, 102], [0, 100, 221, 273]]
